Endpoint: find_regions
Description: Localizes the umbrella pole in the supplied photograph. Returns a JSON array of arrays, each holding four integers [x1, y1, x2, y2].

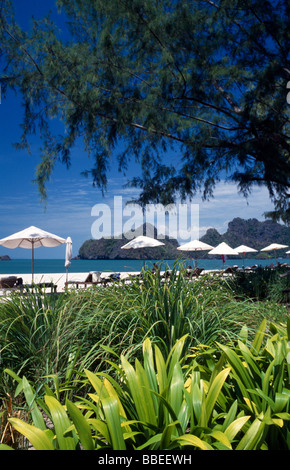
[[32, 241, 34, 284]]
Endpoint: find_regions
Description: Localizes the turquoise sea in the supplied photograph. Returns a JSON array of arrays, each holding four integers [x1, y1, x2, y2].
[[0, 257, 289, 275]]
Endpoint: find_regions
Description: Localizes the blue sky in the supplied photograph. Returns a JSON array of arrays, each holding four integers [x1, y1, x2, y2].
[[0, 0, 276, 259]]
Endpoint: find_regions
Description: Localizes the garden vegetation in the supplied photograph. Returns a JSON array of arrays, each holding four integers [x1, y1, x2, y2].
[[0, 265, 289, 450]]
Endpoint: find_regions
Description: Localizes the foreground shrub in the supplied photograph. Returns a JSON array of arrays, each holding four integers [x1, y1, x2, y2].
[[0, 267, 264, 394], [0, 289, 84, 392], [2, 319, 290, 450], [1, 266, 288, 400], [70, 266, 269, 356], [230, 265, 290, 302]]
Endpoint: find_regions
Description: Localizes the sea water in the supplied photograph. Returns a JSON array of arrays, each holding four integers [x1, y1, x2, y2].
[[0, 257, 289, 275]]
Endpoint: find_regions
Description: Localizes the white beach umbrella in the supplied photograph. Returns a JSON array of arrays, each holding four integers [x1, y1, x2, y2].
[[65, 237, 73, 283], [261, 243, 289, 264], [0, 226, 66, 283], [177, 239, 214, 266], [208, 242, 239, 268], [235, 244, 258, 269], [121, 235, 165, 266]]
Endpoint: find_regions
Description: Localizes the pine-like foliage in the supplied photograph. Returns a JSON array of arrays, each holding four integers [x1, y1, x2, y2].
[[1, 0, 289, 220]]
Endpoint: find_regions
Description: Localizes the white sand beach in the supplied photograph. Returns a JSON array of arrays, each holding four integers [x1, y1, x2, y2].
[[0, 268, 228, 300], [0, 268, 220, 296], [0, 271, 146, 295]]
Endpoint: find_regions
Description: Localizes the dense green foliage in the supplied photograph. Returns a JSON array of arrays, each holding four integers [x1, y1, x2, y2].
[[230, 265, 290, 302], [0, 0, 289, 220], [0, 268, 286, 391], [2, 319, 290, 450], [0, 267, 289, 450]]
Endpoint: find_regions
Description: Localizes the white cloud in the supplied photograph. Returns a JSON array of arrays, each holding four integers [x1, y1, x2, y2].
[[193, 182, 274, 235]]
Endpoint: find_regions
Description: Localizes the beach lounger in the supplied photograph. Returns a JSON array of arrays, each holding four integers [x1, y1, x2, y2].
[[66, 271, 103, 288], [224, 266, 239, 274], [162, 270, 172, 279], [186, 267, 204, 278], [0, 276, 23, 290], [244, 265, 258, 272], [280, 270, 290, 278], [101, 273, 121, 286], [66, 271, 121, 288], [108, 273, 121, 281]]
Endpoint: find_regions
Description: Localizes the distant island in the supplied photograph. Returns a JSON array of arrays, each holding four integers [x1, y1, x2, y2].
[[0, 255, 11, 261], [76, 224, 180, 261], [200, 217, 290, 258], [75, 218, 290, 260]]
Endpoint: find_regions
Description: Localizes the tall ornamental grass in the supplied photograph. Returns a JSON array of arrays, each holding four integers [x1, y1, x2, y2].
[[0, 267, 287, 396], [0, 289, 72, 382], [96, 267, 248, 353]]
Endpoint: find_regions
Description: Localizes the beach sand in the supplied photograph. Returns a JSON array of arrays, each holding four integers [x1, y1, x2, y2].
[[0, 268, 220, 296], [0, 271, 143, 295]]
